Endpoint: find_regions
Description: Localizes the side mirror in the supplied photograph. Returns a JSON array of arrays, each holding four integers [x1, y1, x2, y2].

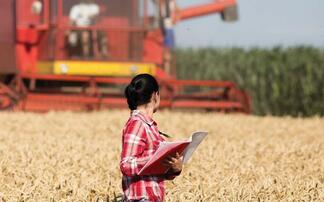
[[31, 0, 42, 15], [221, 5, 239, 22]]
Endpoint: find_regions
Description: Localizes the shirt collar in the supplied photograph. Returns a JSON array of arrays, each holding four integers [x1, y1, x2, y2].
[[132, 110, 156, 126]]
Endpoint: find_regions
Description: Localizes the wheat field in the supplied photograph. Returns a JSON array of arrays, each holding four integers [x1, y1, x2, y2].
[[0, 110, 323, 201]]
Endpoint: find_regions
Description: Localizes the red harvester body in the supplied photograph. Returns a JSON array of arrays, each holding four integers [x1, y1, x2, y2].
[[0, 0, 251, 113]]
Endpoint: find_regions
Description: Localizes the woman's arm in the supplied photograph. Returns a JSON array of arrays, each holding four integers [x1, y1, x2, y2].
[[120, 120, 150, 176]]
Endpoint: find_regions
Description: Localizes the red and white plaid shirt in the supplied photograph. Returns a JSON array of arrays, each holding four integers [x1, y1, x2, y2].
[[120, 110, 178, 202]]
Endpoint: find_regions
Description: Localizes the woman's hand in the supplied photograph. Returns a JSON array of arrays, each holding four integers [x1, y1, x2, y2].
[[162, 152, 183, 173]]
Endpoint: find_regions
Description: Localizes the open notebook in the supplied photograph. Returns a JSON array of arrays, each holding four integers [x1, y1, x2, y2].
[[138, 131, 208, 175]]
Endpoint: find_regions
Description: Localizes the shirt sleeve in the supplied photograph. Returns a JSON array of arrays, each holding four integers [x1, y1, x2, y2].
[[89, 4, 100, 17], [69, 5, 80, 23], [120, 120, 150, 176]]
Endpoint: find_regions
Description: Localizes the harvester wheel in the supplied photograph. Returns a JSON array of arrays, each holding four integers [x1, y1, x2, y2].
[[0, 94, 14, 110], [0, 82, 20, 110], [221, 5, 238, 22]]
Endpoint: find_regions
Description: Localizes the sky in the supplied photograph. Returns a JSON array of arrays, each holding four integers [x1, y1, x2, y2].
[[175, 0, 324, 48]]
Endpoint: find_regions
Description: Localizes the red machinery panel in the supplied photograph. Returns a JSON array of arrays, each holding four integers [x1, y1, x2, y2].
[[0, 0, 251, 113], [0, 0, 17, 74]]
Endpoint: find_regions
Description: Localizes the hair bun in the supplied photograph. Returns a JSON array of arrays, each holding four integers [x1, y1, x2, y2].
[[128, 83, 136, 93], [134, 80, 143, 91], [125, 84, 137, 110]]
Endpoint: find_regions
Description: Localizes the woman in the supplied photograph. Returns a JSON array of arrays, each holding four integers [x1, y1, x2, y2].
[[120, 74, 182, 202]]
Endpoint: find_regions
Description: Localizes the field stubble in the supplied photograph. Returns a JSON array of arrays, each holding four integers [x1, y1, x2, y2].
[[0, 110, 323, 201]]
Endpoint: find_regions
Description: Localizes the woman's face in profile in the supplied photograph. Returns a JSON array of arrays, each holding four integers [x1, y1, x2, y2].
[[153, 91, 160, 113]]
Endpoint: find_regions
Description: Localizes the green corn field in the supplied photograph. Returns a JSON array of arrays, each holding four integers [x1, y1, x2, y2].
[[176, 46, 324, 116]]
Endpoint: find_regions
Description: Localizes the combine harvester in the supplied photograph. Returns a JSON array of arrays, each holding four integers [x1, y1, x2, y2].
[[0, 0, 251, 112]]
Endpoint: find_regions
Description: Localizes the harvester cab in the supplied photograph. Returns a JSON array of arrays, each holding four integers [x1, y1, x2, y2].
[[0, 0, 251, 113]]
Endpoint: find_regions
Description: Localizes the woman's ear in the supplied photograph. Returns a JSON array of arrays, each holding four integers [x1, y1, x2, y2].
[[151, 92, 159, 103], [152, 92, 157, 103]]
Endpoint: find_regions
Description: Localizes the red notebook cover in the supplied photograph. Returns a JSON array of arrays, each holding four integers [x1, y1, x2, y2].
[[139, 141, 190, 175]]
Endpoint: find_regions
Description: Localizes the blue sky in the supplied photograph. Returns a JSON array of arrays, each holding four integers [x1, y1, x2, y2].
[[175, 0, 324, 48]]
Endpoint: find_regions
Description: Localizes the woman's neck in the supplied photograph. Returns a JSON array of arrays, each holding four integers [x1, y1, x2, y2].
[[136, 105, 154, 118]]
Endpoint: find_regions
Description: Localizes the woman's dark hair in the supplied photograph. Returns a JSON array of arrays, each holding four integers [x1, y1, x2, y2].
[[124, 74, 159, 110]]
